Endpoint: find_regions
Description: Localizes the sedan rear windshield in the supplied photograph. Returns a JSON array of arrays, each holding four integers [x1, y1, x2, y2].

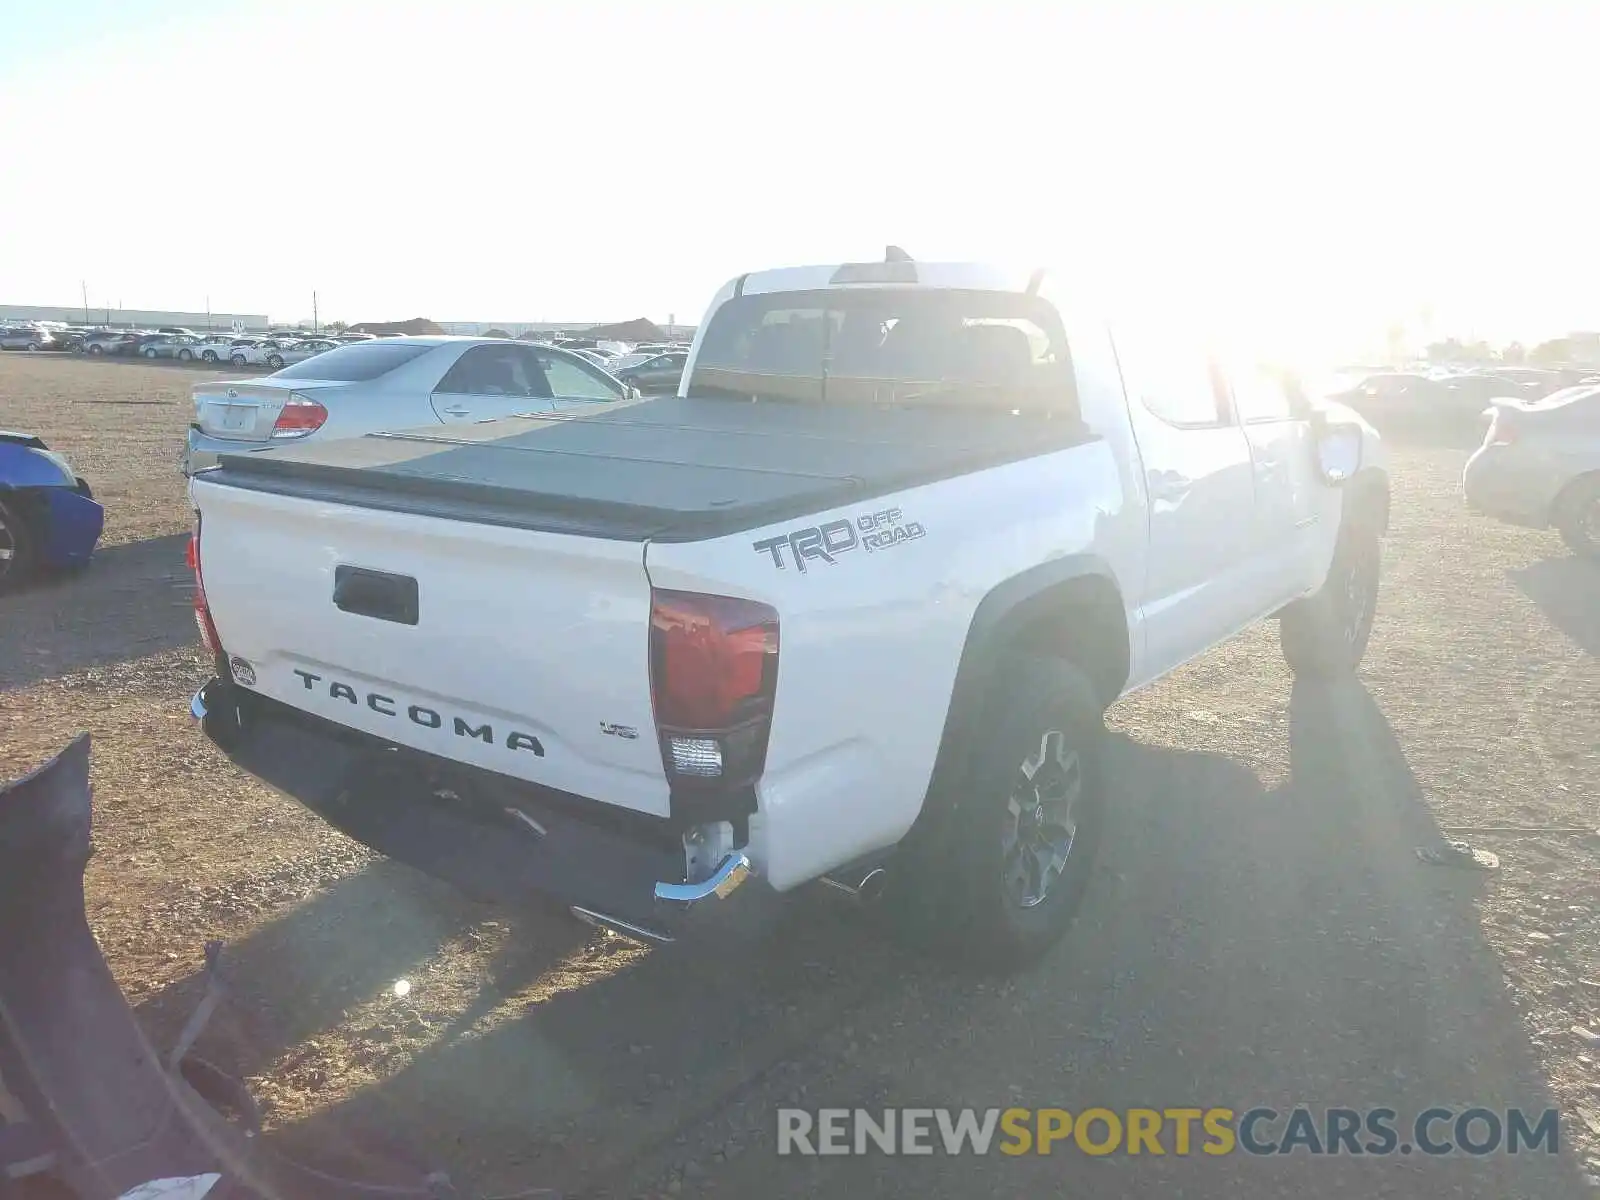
[[688, 288, 1076, 413], [271, 341, 433, 381]]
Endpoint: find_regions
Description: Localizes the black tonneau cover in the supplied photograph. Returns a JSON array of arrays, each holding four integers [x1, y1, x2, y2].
[[205, 394, 1093, 542]]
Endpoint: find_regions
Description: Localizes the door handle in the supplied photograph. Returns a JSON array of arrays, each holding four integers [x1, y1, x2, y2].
[[441, 405, 470, 417]]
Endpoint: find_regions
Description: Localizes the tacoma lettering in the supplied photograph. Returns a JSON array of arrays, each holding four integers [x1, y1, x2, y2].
[[290, 670, 544, 756]]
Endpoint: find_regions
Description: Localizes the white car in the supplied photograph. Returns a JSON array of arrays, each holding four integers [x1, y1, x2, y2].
[[185, 254, 1389, 968], [607, 351, 659, 373], [268, 338, 340, 368], [184, 336, 639, 474], [227, 338, 316, 368], [190, 335, 253, 364]]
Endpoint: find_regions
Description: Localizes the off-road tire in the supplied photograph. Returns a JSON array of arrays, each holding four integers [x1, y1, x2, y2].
[[0, 496, 37, 593], [1554, 473, 1600, 560], [892, 656, 1105, 970], [1280, 518, 1382, 676]]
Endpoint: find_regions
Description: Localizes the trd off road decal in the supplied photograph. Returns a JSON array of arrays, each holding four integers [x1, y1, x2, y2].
[[753, 506, 926, 572]]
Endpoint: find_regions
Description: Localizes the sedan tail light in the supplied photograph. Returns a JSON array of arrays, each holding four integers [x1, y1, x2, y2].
[[649, 589, 779, 786], [1485, 406, 1519, 446], [271, 392, 328, 438]]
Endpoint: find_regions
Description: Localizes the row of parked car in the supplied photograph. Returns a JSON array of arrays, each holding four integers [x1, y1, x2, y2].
[[1327, 363, 1600, 430], [0, 321, 380, 366], [560, 342, 690, 392], [0, 319, 695, 391]]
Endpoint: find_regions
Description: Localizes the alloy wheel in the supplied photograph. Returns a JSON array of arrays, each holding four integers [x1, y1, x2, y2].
[[1342, 545, 1377, 649], [0, 510, 15, 583], [1000, 729, 1083, 909], [1584, 496, 1600, 547]]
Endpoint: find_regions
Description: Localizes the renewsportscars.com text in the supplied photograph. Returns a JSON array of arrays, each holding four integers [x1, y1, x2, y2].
[[776, 1106, 1562, 1157]]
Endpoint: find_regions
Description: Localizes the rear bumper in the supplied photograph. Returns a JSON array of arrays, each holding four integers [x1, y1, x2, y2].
[[189, 678, 759, 944], [184, 427, 270, 477], [32, 487, 104, 568], [1462, 445, 1556, 528]]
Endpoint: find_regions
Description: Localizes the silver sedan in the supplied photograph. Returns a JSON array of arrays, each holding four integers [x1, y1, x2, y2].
[[1463, 384, 1600, 558], [183, 336, 637, 476]]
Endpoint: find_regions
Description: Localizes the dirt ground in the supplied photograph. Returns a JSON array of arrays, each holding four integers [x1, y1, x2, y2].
[[1, 352, 1597, 1198]]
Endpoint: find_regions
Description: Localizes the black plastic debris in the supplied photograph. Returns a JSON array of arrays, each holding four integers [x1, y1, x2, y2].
[[0, 735, 554, 1200]]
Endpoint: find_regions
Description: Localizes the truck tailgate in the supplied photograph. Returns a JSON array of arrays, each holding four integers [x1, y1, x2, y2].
[[192, 479, 670, 817]]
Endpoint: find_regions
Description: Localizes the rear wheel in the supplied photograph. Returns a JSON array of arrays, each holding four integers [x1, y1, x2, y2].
[[88, 344, 104, 356], [0, 497, 37, 592], [178, 348, 193, 361], [894, 657, 1105, 970], [202, 349, 218, 363], [1281, 519, 1382, 676], [26, 341, 40, 352], [267, 354, 283, 369], [1555, 473, 1600, 560], [143, 347, 158, 358], [230, 354, 247, 366]]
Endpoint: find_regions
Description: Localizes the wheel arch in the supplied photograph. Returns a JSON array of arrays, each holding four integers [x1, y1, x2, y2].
[[0, 483, 45, 542], [907, 557, 1127, 843]]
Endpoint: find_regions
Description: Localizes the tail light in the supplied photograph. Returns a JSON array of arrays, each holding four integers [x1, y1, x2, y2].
[[188, 514, 222, 657], [1485, 406, 1519, 446], [271, 392, 328, 438], [649, 589, 779, 786]]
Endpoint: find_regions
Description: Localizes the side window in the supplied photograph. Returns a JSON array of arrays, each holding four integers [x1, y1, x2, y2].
[[436, 346, 546, 397], [1231, 363, 1296, 423], [1113, 328, 1229, 428], [534, 350, 625, 400]]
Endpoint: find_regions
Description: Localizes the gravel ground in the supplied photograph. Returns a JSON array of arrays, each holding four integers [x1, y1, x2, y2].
[[1, 352, 1596, 1198]]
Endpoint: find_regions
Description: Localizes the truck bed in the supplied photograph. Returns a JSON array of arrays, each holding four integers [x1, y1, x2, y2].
[[205, 393, 1093, 541]]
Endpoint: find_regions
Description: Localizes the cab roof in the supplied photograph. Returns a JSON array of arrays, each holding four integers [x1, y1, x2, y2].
[[734, 260, 1038, 297]]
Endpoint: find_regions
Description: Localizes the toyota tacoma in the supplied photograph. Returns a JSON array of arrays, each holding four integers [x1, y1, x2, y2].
[[185, 253, 1389, 966]]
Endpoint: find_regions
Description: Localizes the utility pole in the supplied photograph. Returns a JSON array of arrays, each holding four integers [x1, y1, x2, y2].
[[313, 290, 318, 333], [81, 281, 89, 324], [206, 294, 211, 331]]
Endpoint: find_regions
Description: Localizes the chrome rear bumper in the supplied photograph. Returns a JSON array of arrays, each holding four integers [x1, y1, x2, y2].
[[189, 681, 761, 944]]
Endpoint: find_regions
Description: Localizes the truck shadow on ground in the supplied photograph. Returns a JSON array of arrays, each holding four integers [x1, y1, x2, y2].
[[133, 678, 1586, 1199], [1512, 554, 1600, 657], [0, 533, 193, 690]]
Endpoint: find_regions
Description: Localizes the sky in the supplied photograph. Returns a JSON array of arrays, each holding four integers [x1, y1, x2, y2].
[[2, 0, 1597, 359]]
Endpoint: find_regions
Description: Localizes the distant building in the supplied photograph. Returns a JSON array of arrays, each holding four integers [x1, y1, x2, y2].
[[0, 303, 269, 331]]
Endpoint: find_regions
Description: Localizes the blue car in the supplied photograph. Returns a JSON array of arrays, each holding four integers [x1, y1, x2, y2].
[[0, 432, 104, 591]]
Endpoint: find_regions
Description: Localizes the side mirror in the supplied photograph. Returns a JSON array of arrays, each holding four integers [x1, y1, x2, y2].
[[1313, 417, 1363, 485]]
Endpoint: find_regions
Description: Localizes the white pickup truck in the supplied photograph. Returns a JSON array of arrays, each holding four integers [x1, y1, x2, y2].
[[186, 256, 1389, 966]]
